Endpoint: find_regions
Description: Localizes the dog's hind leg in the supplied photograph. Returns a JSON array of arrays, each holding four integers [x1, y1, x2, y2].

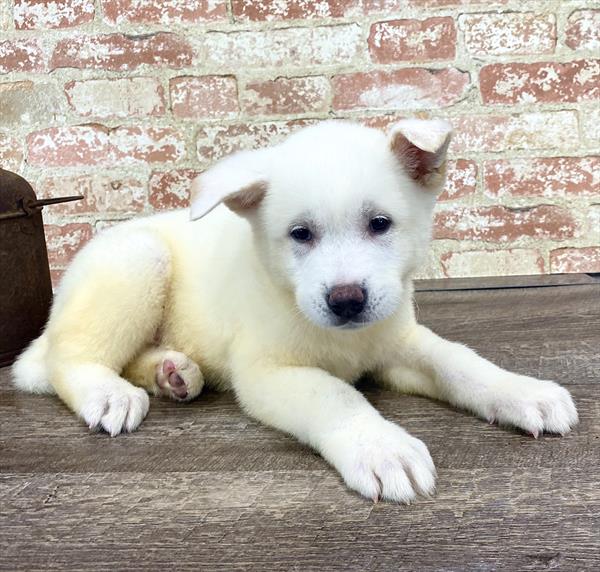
[[37, 227, 173, 435], [123, 347, 204, 402]]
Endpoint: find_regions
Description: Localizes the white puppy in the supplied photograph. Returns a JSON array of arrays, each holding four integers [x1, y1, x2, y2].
[[13, 120, 577, 503]]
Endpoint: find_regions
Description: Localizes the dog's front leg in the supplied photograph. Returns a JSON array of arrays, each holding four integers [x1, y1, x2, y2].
[[232, 364, 436, 502], [383, 325, 578, 437]]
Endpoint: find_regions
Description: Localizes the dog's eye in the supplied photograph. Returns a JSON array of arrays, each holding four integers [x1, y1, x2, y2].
[[290, 226, 313, 242], [369, 216, 392, 234]]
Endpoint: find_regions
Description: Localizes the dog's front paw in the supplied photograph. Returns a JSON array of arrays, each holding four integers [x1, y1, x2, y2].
[[485, 375, 578, 437], [155, 351, 203, 402], [321, 416, 436, 503], [79, 376, 150, 436]]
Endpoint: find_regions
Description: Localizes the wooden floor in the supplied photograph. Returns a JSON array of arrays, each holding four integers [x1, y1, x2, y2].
[[1, 276, 599, 571]]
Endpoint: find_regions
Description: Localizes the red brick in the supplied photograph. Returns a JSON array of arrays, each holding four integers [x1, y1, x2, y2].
[[412, 0, 508, 4], [27, 125, 112, 167], [232, 0, 508, 21], [462, 13, 555, 56], [438, 160, 478, 202], [369, 17, 456, 63], [27, 125, 186, 166], [0, 39, 46, 73], [196, 120, 312, 167], [111, 127, 186, 164], [480, 60, 599, 105], [37, 174, 146, 214], [450, 112, 578, 153], [550, 247, 600, 274], [45, 223, 93, 267], [149, 169, 201, 210], [204, 25, 362, 70], [332, 68, 469, 111], [434, 205, 577, 242], [242, 77, 330, 116], [65, 77, 166, 119], [565, 10, 600, 52], [0, 133, 24, 173], [14, 0, 94, 29], [232, 0, 352, 20], [484, 157, 600, 199], [101, 0, 226, 24], [441, 249, 544, 277], [50, 268, 65, 290], [51, 33, 193, 71], [170, 76, 239, 120]]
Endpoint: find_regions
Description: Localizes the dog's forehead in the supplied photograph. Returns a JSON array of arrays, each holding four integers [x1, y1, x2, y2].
[[266, 123, 404, 221]]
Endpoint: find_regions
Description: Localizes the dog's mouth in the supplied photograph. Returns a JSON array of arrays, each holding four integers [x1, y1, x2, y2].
[[331, 317, 371, 330]]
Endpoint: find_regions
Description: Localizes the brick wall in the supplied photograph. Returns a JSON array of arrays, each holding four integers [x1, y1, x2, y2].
[[1, 0, 598, 285]]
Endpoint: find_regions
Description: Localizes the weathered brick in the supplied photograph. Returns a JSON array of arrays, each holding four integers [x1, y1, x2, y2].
[[0, 2, 9, 29], [51, 33, 193, 71], [550, 247, 600, 274], [203, 25, 362, 70], [101, 0, 226, 25], [196, 120, 312, 167], [484, 157, 600, 199], [0, 39, 46, 73], [414, 0, 508, 4], [65, 77, 166, 119], [0, 81, 65, 127], [27, 126, 113, 167], [450, 112, 579, 153], [480, 60, 599, 105], [50, 268, 66, 289], [332, 68, 469, 111], [170, 76, 239, 120], [14, 0, 94, 29], [434, 205, 577, 242], [45, 223, 93, 267], [369, 17, 456, 63], [232, 0, 354, 20], [149, 169, 201, 210], [241, 77, 331, 116], [461, 12, 555, 56], [27, 125, 186, 166], [37, 174, 147, 214], [0, 133, 24, 172], [438, 160, 478, 202], [580, 107, 600, 146], [232, 0, 508, 21], [441, 249, 544, 277], [565, 10, 600, 52], [111, 126, 186, 164]]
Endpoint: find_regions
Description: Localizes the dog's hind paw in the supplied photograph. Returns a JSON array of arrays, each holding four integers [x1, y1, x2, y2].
[[155, 351, 204, 402]]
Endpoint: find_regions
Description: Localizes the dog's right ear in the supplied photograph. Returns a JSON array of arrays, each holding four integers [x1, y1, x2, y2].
[[190, 149, 269, 221]]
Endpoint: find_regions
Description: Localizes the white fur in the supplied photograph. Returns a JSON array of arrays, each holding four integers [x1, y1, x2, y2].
[[13, 120, 578, 503]]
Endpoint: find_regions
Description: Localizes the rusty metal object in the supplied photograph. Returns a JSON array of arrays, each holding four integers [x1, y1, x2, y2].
[[0, 168, 82, 367]]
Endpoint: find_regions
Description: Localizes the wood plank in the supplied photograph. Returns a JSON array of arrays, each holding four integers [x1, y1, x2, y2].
[[415, 272, 599, 291], [1, 469, 598, 571]]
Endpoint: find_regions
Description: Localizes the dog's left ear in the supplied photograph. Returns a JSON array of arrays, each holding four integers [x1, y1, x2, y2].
[[389, 119, 452, 188], [190, 148, 269, 221]]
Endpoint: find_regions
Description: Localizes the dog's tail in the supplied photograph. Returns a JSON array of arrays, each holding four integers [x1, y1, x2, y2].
[[12, 334, 55, 394]]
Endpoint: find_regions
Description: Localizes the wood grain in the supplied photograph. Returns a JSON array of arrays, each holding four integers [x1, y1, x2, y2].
[[1, 278, 599, 571]]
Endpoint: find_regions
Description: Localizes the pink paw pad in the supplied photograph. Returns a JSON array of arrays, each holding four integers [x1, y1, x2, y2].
[[159, 359, 188, 399]]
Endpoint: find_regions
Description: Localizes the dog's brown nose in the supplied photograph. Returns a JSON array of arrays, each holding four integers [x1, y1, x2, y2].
[[327, 284, 366, 320]]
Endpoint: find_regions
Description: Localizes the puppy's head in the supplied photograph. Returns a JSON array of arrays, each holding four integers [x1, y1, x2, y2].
[[191, 119, 452, 330]]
